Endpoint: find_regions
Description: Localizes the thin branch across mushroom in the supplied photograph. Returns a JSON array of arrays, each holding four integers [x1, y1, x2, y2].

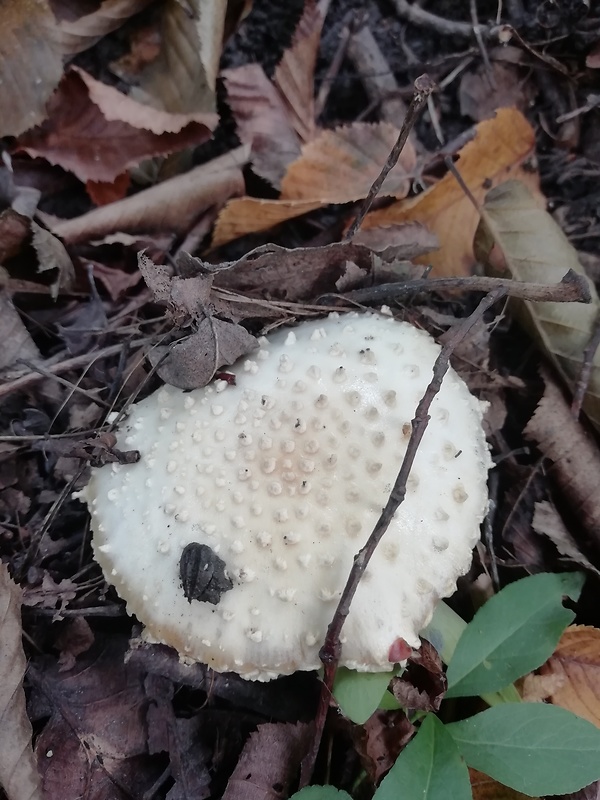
[[79, 311, 491, 680]]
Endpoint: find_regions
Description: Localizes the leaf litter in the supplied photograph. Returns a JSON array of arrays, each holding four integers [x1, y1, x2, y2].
[[2, 1, 600, 799]]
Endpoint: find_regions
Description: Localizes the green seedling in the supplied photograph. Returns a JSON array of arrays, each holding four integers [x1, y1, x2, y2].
[[295, 572, 600, 800]]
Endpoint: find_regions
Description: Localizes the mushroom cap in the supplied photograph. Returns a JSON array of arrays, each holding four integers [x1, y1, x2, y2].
[[82, 312, 491, 680]]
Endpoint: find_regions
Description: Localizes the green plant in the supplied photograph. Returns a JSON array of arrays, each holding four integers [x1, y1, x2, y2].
[[293, 572, 600, 799]]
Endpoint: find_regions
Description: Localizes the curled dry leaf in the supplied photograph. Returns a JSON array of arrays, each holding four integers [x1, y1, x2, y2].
[[524, 369, 600, 554], [126, 0, 225, 123], [469, 768, 536, 800], [0, 0, 63, 137], [18, 68, 215, 183], [532, 500, 600, 577], [360, 108, 538, 276], [55, 0, 155, 55], [221, 721, 311, 800], [51, 146, 249, 244], [31, 222, 75, 299], [539, 625, 600, 728], [476, 179, 600, 431], [0, 562, 42, 800], [213, 122, 416, 247]]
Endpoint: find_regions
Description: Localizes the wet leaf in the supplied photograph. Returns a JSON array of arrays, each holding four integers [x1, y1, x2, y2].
[[446, 572, 584, 698], [539, 625, 600, 727], [0, 562, 42, 800], [447, 704, 600, 796], [476, 179, 600, 430], [361, 108, 538, 276], [375, 714, 471, 800]]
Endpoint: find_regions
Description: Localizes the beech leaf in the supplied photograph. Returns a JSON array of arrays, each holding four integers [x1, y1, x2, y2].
[[475, 179, 600, 430]]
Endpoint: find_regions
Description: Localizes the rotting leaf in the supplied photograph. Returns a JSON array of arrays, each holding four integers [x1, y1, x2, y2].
[[476, 179, 600, 430], [360, 107, 538, 276], [221, 721, 311, 800], [31, 222, 75, 299], [148, 318, 258, 390], [0, 0, 63, 137], [391, 639, 447, 712], [524, 369, 600, 554], [539, 625, 600, 728], [0, 562, 43, 800], [352, 709, 414, 784], [532, 500, 600, 577]]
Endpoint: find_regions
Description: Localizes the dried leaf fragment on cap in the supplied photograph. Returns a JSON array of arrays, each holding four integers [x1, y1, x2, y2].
[[80, 312, 491, 680]]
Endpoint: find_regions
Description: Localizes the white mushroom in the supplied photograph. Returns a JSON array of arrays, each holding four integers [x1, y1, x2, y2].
[[80, 312, 491, 681]]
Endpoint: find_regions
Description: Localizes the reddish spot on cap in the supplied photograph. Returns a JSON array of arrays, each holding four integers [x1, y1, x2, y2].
[[388, 637, 413, 663]]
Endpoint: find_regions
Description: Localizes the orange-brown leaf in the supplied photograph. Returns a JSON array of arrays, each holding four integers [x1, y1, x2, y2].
[[540, 625, 600, 727], [470, 768, 538, 800], [360, 107, 538, 276]]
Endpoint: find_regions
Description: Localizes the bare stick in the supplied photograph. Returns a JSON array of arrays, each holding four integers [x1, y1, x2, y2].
[[300, 288, 506, 784], [322, 269, 591, 306], [344, 74, 435, 241], [392, 0, 492, 39]]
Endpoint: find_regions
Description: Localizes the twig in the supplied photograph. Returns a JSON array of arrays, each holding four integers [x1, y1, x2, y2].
[[319, 269, 591, 306], [315, 10, 357, 118], [392, 0, 492, 39], [345, 74, 435, 241], [300, 288, 507, 785], [571, 313, 600, 420], [0, 338, 151, 401], [18, 359, 112, 409]]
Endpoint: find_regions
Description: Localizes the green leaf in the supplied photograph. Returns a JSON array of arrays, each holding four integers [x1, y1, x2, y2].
[[289, 788, 352, 800], [374, 714, 472, 800], [447, 703, 600, 796], [446, 572, 584, 697], [333, 667, 400, 724]]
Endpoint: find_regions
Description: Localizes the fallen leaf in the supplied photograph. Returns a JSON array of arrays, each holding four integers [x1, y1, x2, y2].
[[0, 294, 41, 374], [352, 222, 439, 261], [560, 779, 600, 800], [459, 62, 534, 122], [223, 63, 302, 187], [272, 0, 327, 143], [149, 317, 258, 390], [540, 626, 600, 727], [21, 573, 78, 615], [0, 209, 31, 263], [18, 68, 215, 182], [0, 562, 43, 800], [391, 639, 447, 712], [86, 172, 131, 206], [470, 768, 536, 800], [213, 122, 415, 246], [0, 0, 63, 137], [51, 146, 249, 244], [476, 179, 600, 431], [524, 369, 600, 555], [55, 0, 155, 55], [352, 710, 414, 783], [127, 0, 225, 122], [532, 500, 600, 577], [221, 721, 310, 800], [31, 221, 75, 299], [360, 108, 538, 276], [54, 617, 95, 672]]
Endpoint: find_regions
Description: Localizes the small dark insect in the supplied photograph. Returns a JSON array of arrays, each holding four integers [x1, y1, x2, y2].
[[179, 543, 233, 605]]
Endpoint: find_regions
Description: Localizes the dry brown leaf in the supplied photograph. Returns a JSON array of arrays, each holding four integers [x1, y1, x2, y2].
[[532, 500, 600, 577], [459, 62, 534, 122], [31, 222, 75, 299], [222, 721, 310, 800], [539, 625, 600, 728], [213, 122, 415, 246], [127, 0, 225, 123], [476, 179, 600, 431], [0, 294, 41, 375], [352, 222, 439, 260], [0, 562, 43, 800], [0, 210, 31, 263], [0, 0, 63, 137], [55, 0, 154, 55], [360, 108, 538, 276], [223, 63, 302, 187], [272, 0, 327, 143], [86, 172, 131, 206], [51, 146, 248, 244], [470, 768, 537, 800], [524, 369, 600, 553], [18, 68, 215, 182]]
